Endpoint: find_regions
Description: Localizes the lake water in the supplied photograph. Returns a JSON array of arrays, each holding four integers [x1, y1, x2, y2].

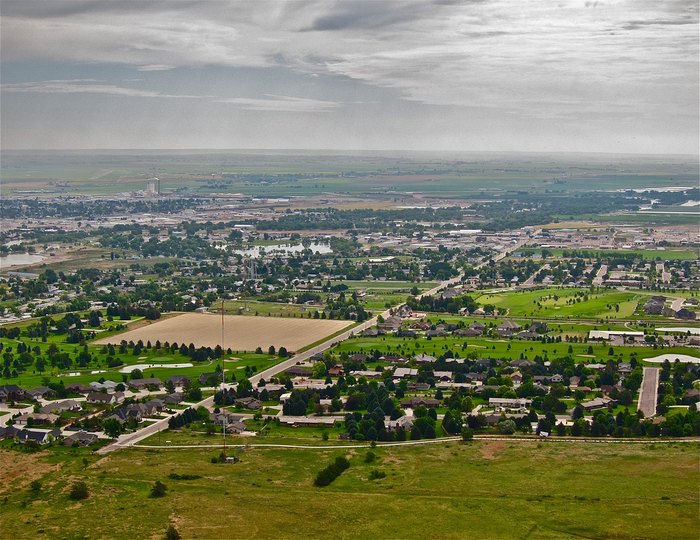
[[0, 253, 45, 268], [231, 242, 332, 258]]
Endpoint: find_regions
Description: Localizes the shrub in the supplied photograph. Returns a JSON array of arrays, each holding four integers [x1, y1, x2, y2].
[[168, 473, 202, 480], [369, 469, 386, 480], [165, 524, 181, 540], [150, 480, 168, 498], [68, 481, 89, 500], [313, 456, 350, 487]]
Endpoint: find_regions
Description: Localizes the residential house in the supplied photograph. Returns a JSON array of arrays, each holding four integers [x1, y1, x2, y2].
[[63, 431, 99, 447], [86, 391, 124, 405], [393, 367, 418, 379], [14, 413, 59, 426], [234, 397, 262, 410], [328, 365, 345, 377], [16, 428, 60, 445], [381, 355, 407, 364], [27, 387, 56, 400], [432, 371, 454, 382], [90, 380, 118, 391], [415, 353, 437, 364], [454, 328, 482, 337], [41, 399, 82, 414], [65, 383, 91, 394], [385, 415, 414, 432], [580, 397, 615, 411], [166, 375, 191, 389], [377, 315, 403, 332], [510, 359, 535, 369], [0, 384, 25, 402], [401, 397, 440, 409], [129, 377, 163, 391], [349, 370, 383, 379], [489, 397, 532, 410]]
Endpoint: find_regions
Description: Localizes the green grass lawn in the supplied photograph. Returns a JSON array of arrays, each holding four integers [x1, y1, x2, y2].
[[1, 440, 697, 539], [330, 334, 699, 365], [0, 335, 278, 389], [473, 287, 666, 319]]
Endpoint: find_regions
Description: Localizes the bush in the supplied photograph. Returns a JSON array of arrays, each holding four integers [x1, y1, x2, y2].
[[314, 456, 350, 487], [68, 481, 89, 500], [364, 451, 376, 463], [461, 427, 474, 441], [369, 469, 386, 480], [150, 480, 168, 498], [168, 473, 202, 480]]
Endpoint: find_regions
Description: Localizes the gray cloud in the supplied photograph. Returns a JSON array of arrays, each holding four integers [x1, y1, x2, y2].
[[0, 80, 203, 99], [0, 0, 697, 154], [216, 94, 341, 112]]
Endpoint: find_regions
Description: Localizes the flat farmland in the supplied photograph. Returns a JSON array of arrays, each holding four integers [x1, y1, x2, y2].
[[93, 312, 352, 352]]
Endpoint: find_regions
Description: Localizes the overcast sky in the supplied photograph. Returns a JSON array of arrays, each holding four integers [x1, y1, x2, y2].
[[1, 0, 698, 154]]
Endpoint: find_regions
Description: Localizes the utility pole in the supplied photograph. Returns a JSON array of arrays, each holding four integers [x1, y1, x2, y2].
[[221, 299, 226, 458]]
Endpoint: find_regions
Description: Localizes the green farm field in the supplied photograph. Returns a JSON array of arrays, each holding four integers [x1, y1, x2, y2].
[[1, 441, 697, 539], [3, 151, 698, 197], [516, 247, 700, 261]]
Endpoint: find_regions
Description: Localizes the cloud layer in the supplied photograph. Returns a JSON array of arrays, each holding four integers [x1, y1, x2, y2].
[[1, 0, 698, 153]]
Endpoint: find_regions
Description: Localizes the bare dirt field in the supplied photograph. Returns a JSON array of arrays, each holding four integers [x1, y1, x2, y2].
[[93, 313, 352, 352]]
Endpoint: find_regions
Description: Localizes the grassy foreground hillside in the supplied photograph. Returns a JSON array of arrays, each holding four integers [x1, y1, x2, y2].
[[1, 440, 698, 539]]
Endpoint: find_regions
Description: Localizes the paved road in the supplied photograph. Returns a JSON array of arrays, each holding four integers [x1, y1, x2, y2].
[[593, 264, 607, 286], [520, 263, 550, 289], [638, 367, 661, 418], [670, 297, 685, 312], [656, 262, 671, 284]]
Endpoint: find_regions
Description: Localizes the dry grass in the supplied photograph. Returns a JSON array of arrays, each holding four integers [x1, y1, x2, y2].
[[93, 312, 352, 351], [0, 450, 60, 494]]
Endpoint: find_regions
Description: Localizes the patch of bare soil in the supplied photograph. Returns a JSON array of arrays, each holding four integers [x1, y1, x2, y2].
[[479, 440, 506, 460], [0, 450, 60, 494]]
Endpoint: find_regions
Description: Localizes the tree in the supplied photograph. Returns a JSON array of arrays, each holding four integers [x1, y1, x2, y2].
[[165, 525, 181, 540], [69, 481, 89, 500], [103, 418, 123, 438], [461, 427, 474, 441], [88, 310, 101, 327], [498, 419, 517, 435], [150, 480, 168, 498]]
